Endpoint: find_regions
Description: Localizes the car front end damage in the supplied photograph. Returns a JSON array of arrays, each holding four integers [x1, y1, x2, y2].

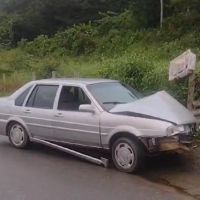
[[140, 124, 198, 153], [109, 91, 198, 153]]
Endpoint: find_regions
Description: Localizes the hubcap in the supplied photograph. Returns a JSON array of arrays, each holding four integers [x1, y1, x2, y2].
[[10, 125, 25, 146], [115, 143, 135, 169]]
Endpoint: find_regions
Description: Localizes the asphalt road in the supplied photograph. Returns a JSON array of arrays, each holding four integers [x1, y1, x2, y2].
[[0, 136, 196, 200]]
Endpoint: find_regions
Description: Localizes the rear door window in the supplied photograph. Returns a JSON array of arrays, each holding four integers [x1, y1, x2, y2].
[[26, 85, 58, 109]]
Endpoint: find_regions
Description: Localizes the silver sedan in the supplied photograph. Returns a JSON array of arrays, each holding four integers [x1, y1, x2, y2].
[[0, 79, 197, 172]]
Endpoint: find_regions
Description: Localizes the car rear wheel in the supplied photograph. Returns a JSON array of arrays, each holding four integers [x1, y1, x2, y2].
[[8, 122, 30, 149], [112, 137, 144, 173]]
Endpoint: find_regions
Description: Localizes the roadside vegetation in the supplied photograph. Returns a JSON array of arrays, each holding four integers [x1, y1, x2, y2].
[[0, 0, 199, 104]]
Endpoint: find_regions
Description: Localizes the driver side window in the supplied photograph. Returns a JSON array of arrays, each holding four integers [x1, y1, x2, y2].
[[58, 86, 91, 111]]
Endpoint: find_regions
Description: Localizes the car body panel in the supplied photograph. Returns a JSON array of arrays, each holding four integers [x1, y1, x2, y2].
[[50, 83, 102, 147], [51, 110, 101, 147], [0, 98, 12, 135], [15, 107, 55, 139], [100, 111, 172, 149]]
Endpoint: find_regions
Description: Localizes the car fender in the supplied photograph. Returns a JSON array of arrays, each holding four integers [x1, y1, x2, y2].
[[6, 117, 32, 139], [101, 125, 143, 149]]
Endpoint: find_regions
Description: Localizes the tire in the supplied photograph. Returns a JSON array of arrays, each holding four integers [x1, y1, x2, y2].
[[112, 137, 144, 173], [8, 122, 30, 149]]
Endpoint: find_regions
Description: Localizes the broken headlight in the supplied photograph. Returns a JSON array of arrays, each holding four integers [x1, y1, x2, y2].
[[166, 125, 185, 136]]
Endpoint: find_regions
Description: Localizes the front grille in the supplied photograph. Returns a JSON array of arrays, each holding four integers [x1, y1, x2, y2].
[[179, 134, 193, 144], [179, 124, 195, 144]]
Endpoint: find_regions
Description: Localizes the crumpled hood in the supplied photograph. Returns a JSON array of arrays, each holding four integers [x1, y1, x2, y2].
[[110, 91, 196, 125]]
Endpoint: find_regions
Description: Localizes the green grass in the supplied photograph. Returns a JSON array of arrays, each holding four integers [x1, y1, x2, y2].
[[0, 39, 199, 100]]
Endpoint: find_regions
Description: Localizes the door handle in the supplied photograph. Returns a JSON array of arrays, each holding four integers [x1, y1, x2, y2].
[[54, 113, 64, 118], [24, 109, 31, 114]]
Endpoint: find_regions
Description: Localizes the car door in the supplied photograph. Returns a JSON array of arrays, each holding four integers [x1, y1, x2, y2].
[[21, 84, 59, 139], [52, 85, 101, 147]]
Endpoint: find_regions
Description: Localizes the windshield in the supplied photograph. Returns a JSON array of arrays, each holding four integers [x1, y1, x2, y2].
[[87, 82, 141, 110]]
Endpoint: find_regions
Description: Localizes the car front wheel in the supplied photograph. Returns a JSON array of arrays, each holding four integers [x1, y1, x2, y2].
[[112, 137, 144, 173], [8, 122, 30, 149]]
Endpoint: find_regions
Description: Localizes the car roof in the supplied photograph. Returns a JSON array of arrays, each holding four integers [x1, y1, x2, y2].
[[32, 78, 118, 86], [9, 78, 119, 100]]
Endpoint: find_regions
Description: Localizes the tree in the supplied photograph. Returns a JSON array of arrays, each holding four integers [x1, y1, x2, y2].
[[0, 0, 132, 44], [170, 0, 200, 14], [133, 0, 161, 28]]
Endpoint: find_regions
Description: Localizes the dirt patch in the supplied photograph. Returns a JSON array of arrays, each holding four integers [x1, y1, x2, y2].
[[140, 144, 200, 199]]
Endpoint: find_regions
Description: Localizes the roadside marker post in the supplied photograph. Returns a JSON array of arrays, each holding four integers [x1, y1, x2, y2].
[[2, 73, 6, 92], [169, 49, 197, 110]]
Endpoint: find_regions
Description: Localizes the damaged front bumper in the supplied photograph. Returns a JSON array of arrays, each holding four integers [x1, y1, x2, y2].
[[141, 133, 197, 153]]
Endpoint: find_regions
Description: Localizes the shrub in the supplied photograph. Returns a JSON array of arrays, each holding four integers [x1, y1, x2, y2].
[[96, 10, 137, 35], [23, 35, 59, 57], [53, 23, 97, 56], [98, 46, 190, 103]]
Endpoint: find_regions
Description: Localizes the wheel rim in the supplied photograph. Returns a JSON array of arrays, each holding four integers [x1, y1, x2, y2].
[[115, 143, 135, 169], [10, 124, 25, 146]]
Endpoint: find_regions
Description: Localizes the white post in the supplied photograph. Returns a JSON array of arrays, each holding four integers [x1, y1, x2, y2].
[[32, 72, 36, 80], [160, 0, 163, 28], [52, 71, 56, 79], [2, 73, 6, 92]]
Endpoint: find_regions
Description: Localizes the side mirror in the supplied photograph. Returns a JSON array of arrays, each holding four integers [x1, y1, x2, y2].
[[79, 104, 95, 113]]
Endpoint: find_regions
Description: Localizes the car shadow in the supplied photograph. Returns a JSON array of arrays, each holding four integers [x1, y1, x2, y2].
[[29, 142, 199, 173], [31, 142, 200, 193], [28, 142, 111, 166]]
